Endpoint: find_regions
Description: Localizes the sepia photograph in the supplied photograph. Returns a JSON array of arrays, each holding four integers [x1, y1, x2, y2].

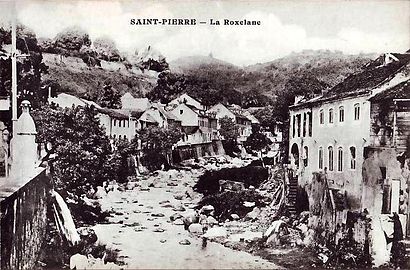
[[0, 0, 409, 269]]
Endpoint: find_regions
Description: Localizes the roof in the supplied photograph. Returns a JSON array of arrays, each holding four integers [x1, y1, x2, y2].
[[97, 108, 129, 119], [291, 52, 410, 109], [370, 79, 410, 101], [154, 104, 180, 121], [121, 93, 151, 111], [140, 113, 157, 123]]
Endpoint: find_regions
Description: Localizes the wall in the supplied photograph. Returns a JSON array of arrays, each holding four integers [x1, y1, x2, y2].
[[289, 95, 371, 209], [171, 103, 198, 127], [173, 140, 225, 162], [0, 168, 51, 270]]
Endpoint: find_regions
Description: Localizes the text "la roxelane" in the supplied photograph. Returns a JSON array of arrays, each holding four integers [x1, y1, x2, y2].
[[130, 18, 261, 26]]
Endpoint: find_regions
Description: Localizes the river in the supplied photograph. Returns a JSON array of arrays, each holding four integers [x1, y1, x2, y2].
[[92, 167, 280, 269]]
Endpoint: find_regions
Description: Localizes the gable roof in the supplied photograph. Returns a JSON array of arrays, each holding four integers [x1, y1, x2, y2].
[[291, 52, 410, 109], [370, 79, 410, 102]]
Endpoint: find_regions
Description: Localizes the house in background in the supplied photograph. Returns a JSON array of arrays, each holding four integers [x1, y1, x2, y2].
[[170, 102, 218, 145], [121, 92, 151, 111], [288, 51, 410, 264], [169, 93, 204, 110], [138, 103, 181, 130], [49, 93, 137, 141], [207, 103, 252, 144]]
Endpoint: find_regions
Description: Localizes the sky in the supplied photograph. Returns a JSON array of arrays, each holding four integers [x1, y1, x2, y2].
[[0, 0, 409, 66]]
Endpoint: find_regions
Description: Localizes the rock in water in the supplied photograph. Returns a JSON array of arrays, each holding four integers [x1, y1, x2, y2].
[[70, 253, 88, 269], [203, 227, 228, 238], [244, 207, 261, 221], [188, 223, 203, 234], [179, 239, 191, 245]]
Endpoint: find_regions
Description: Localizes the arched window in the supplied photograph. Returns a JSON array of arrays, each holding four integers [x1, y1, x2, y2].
[[303, 146, 309, 167], [328, 108, 334, 124], [338, 147, 343, 171], [328, 146, 334, 171], [318, 147, 323, 170], [354, 103, 360, 120], [350, 146, 356, 170], [319, 109, 324, 125], [339, 106, 345, 122]]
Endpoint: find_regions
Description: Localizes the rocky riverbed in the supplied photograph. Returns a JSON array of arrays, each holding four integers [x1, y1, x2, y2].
[[89, 158, 281, 269]]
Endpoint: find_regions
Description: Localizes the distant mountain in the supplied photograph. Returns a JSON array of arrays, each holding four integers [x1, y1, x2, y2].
[[167, 50, 377, 108], [169, 55, 235, 73]]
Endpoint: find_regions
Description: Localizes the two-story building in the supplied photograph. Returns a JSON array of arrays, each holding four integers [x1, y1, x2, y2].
[[288, 52, 410, 264], [207, 103, 252, 144]]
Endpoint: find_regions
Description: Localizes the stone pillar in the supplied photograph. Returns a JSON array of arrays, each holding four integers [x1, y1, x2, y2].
[[9, 100, 38, 182]]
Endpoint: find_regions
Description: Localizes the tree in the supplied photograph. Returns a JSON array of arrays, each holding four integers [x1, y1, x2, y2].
[[32, 104, 112, 198], [244, 125, 272, 161], [54, 26, 91, 52], [0, 24, 49, 116], [93, 37, 121, 62], [134, 123, 182, 171], [147, 71, 186, 104], [98, 79, 121, 109], [219, 116, 239, 156]]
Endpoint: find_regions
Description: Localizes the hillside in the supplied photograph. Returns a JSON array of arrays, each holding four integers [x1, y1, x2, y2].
[[42, 53, 157, 100], [170, 51, 376, 102], [169, 55, 235, 73]]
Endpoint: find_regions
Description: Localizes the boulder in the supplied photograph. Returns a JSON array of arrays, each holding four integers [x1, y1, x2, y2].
[[179, 239, 191, 245], [207, 216, 218, 226], [170, 213, 183, 221], [173, 219, 185, 225], [70, 254, 89, 270], [264, 220, 287, 238], [188, 223, 203, 234], [203, 227, 228, 238], [244, 207, 261, 221], [230, 214, 240, 220], [77, 227, 98, 244]]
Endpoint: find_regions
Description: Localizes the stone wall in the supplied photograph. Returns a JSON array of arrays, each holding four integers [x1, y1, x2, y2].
[[173, 140, 225, 162], [0, 168, 51, 270]]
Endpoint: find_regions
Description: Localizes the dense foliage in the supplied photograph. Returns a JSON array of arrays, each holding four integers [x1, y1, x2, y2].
[[244, 125, 272, 154], [219, 116, 240, 156], [134, 123, 183, 171], [32, 104, 113, 197], [147, 71, 186, 104], [97, 79, 122, 109]]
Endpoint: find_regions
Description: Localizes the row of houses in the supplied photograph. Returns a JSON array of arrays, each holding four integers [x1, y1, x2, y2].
[[49, 91, 265, 159], [288, 51, 410, 264]]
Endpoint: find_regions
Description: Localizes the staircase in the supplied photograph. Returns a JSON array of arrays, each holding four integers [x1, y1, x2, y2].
[[287, 174, 298, 215]]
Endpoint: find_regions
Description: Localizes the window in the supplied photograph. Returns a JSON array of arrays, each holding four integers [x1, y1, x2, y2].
[[329, 108, 334, 124], [350, 146, 356, 170], [303, 113, 307, 137], [354, 103, 360, 120], [328, 146, 334, 171], [308, 112, 312, 136], [113, 119, 116, 126], [319, 147, 323, 170], [303, 146, 308, 167], [338, 147, 343, 171], [339, 106, 344, 122], [297, 114, 301, 137], [292, 115, 296, 138], [180, 109, 183, 115], [119, 120, 122, 127], [127, 120, 129, 128], [319, 109, 324, 124]]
